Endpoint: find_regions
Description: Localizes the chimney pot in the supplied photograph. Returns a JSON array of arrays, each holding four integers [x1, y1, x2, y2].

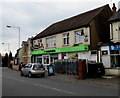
[[112, 3, 117, 13]]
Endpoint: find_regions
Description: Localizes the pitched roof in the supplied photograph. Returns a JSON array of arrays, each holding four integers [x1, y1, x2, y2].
[[33, 4, 111, 40], [108, 9, 120, 22]]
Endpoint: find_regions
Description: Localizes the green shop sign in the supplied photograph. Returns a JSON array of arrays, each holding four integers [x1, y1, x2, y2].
[[30, 45, 89, 55]]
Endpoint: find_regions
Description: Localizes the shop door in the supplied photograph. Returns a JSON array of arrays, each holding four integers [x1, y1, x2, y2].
[[42, 55, 50, 70], [42, 55, 50, 64]]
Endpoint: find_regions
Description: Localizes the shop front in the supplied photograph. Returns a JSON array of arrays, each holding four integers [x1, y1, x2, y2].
[[109, 45, 120, 68], [31, 45, 89, 69], [101, 44, 120, 76]]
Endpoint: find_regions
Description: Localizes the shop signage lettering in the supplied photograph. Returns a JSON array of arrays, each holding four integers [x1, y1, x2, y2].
[[45, 50, 56, 53], [109, 45, 120, 50]]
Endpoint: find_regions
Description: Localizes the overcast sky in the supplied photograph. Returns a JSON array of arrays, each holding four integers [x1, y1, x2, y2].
[[0, 0, 119, 56]]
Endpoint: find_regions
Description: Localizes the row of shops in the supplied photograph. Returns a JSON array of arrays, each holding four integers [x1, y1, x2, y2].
[[31, 44, 120, 70]]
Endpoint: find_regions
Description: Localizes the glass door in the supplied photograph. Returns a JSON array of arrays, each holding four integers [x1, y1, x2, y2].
[[42, 55, 50, 65]]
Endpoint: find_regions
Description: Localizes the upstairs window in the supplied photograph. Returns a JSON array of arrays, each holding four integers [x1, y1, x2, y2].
[[75, 29, 84, 44], [63, 33, 69, 45], [46, 37, 56, 48], [38, 39, 42, 47], [110, 24, 113, 40]]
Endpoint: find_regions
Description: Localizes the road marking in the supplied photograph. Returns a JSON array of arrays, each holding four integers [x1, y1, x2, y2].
[[3, 75, 76, 95], [34, 83, 75, 95]]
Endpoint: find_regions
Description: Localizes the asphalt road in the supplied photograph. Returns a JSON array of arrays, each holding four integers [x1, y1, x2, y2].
[[2, 67, 118, 96]]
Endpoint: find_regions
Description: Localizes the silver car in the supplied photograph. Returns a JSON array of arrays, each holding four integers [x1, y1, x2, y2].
[[20, 63, 45, 78]]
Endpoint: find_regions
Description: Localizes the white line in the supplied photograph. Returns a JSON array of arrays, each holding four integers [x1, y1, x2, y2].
[[3, 75, 76, 95], [34, 83, 75, 95]]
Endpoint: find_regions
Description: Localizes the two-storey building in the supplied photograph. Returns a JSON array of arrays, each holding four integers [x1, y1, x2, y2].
[[31, 4, 113, 69], [101, 5, 120, 76]]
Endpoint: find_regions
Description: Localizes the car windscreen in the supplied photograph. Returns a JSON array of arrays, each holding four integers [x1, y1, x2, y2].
[[33, 64, 43, 68]]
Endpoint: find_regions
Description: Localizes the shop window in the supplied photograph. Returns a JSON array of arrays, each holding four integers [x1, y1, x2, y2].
[[63, 33, 69, 45], [91, 50, 97, 54], [37, 58, 42, 64], [110, 50, 120, 68], [75, 29, 84, 44], [111, 55, 120, 68], [110, 50, 119, 54]]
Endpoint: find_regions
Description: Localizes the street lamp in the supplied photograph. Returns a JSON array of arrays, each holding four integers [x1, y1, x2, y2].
[[7, 25, 20, 49], [2, 43, 10, 53]]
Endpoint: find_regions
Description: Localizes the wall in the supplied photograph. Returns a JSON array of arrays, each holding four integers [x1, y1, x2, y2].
[[33, 27, 90, 50], [110, 22, 120, 43], [90, 7, 112, 50], [19, 45, 28, 65], [27, 40, 32, 63], [105, 69, 120, 76]]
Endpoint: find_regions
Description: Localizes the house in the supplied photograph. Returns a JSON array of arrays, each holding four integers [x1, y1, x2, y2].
[[18, 38, 32, 65], [13, 38, 32, 70], [14, 48, 20, 65], [19, 41, 28, 64], [31, 4, 113, 69], [100, 4, 120, 76]]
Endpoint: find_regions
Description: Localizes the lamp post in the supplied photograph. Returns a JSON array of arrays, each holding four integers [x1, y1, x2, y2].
[[7, 25, 20, 49]]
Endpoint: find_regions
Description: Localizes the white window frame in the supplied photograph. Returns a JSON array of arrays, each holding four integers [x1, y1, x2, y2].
[[46, 36, 56, 48], [74, 30, 84, 44], [63, 33, 69, 45], [38, 39, 42, 46], [42, 55, 50, 65]]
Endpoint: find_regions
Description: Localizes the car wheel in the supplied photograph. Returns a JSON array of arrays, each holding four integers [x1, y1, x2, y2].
[[28, 72, 33, 78], [20, 71, 24, 76]]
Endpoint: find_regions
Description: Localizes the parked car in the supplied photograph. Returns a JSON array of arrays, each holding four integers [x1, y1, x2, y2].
[[20, 63, 45, 78]]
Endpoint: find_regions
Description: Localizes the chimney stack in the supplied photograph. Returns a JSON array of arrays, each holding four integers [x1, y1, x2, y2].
[[112, 3, 117, 14]]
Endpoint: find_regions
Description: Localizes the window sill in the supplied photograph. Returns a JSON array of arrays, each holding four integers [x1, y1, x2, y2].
[[74, 42, 83, 44], [62, 44, 69, 47], [73, 43, 84, 46], [45, 46, 56, 49]]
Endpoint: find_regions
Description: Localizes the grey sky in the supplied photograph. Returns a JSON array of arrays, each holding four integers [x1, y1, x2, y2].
[[0, 0, 119, 56]]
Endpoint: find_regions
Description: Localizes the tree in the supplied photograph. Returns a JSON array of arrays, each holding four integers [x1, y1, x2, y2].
[[2, 53, 8, 67], [8, 52, 13, 68], [9, 52, 13, 61]]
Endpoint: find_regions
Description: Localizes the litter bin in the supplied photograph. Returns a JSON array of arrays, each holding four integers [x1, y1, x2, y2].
[[47, 64, 55, 76], [87, 62, 105, 78], [78, 59, 87, 79]]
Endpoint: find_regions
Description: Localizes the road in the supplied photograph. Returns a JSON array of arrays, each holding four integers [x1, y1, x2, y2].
[[2, 67, 118, 96]]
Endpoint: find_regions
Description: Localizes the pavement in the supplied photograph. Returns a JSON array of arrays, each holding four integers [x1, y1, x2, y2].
[[47, 73, 119, 88]]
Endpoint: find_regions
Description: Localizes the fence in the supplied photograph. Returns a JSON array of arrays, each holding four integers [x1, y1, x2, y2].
[[54, 59, 78, 75], [54, 59, 105, 78]]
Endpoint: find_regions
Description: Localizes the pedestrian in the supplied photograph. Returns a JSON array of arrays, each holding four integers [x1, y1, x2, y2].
[[19, 62, 23, 71]]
